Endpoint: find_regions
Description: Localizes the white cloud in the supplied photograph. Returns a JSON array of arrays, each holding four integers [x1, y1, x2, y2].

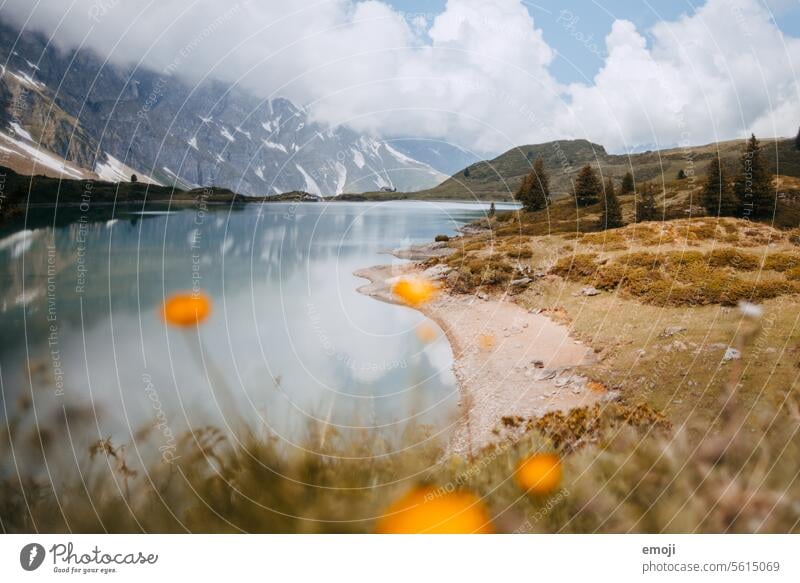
[[1, 0, 797, 153], [561, 0, 800, 150]]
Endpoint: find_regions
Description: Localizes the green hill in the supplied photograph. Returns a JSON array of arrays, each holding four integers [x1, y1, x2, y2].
[[411, 137, 800, 202]]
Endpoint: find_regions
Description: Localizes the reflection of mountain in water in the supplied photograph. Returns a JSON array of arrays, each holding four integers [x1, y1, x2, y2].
[[0, 202, 490, 476]]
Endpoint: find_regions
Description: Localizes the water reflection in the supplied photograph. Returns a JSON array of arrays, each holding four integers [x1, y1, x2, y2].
[[0, 201, 510, 474]]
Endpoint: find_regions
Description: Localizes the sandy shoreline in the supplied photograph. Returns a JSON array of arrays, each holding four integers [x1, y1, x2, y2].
[[355, 248, 610, 457]]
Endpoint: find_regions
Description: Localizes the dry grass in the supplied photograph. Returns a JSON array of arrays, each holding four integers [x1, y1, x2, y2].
[[3, 363, 798, 533], [549, 245, 800, 307]]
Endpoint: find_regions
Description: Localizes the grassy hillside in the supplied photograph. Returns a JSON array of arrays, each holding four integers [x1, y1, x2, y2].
[[411, 137, 800, 202]]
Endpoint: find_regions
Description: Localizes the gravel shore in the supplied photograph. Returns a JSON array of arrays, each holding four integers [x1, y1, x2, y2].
[[355, 245, 608, 457]]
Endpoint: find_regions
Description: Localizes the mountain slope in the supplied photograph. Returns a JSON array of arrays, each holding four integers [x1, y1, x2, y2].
[[414, 137, 800, 201], [0, 20, 445, 196], [384, 138, 482, 176]]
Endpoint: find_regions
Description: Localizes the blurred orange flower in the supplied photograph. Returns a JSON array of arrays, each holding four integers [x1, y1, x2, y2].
[[161, 292, 212, 327], [478, 333, 495, 350], [392, 277, 438, 307], [416, 323, 439, 343], [515, 453, 562, 496], [587, 380, 608, 394], [376, 485, 493, 534]]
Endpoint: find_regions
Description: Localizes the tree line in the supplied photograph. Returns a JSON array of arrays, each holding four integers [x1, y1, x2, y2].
[[514, 133, 775, 229]]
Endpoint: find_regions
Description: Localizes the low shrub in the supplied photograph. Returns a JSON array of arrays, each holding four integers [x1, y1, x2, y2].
[[786, 266, 800, 281], [448, 254, 515, 293], [549, 246, 800, 306], [707, 248, 760, 270], [550, 254, 598, 279], [764, 252, 800, 272]]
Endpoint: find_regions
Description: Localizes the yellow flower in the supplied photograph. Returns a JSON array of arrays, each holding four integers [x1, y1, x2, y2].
[[415, 323, 439, 343], [161, 292, 212, 327], [392, 277, 438, 306], [515, 453, 562, 496], [376, 485, 493, 534]]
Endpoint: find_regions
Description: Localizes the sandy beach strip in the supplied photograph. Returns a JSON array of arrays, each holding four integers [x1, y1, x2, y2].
[[355, 256, 610, 457]]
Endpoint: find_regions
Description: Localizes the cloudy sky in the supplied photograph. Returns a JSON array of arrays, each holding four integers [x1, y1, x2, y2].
[[3, 0, 799, 155]]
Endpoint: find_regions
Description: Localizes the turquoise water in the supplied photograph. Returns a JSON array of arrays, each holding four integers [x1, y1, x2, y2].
[[0, 201, 513, 471]]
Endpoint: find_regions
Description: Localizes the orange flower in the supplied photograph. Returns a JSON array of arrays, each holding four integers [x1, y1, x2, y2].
[[376, 485, 493, 534], [586, 380, 608, 394], [415, 323, 439, 343], [161, 292, 212, 327], [515, 453, 562, 496], [478, 333, 495, 350], [392, 277, 438, 307]]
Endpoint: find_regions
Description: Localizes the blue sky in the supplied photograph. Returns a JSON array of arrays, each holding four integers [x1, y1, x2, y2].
[[386, 0, 800, 84]]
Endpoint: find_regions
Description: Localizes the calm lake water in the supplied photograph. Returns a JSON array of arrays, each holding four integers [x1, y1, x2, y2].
[[0, 200, 513, 472]]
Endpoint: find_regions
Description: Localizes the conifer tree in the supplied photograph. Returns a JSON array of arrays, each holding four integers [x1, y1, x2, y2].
[[620, 171, 634, 194], [601, 178, 623, 229], [702, 156, 739, 217], [635, 183, 659, 222], [527, 158, 550, 211], [734, 134, 774, 219], [573, 164, 601, 207], [515, 173, 533, 208], [795, 126, 800, 151], [516, 159, 550, 211]]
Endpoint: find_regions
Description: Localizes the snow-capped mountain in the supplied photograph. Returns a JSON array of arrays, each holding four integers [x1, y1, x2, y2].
[[0, 20, 447, 195]]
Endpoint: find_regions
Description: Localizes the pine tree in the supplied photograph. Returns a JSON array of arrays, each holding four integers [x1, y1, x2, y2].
[[620, 171, 634, 194], [677, 169, 686, 180], [573, 164, 601, 207], [488, 202, 496, 218], [463, 166, 470, 178], [515, 173, 533, 208], [601, 178, 623, 229], [702, 157, 738, 217], [527, 158, 550, 211], [795, 126, 800, 151], [635, 183, 659, 222], [734, 134, 774, 219]]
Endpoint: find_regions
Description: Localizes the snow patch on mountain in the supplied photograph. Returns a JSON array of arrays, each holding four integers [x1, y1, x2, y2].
[[96, 153, 161, 185], [295, 164, 321, 196], [9, 69, 45, 91], [333, 161, 347, 194], [1, 131, 85, 179], [351, 148, 365, 169], [8, 122, 32, 141], [262, 140, 287, 153]]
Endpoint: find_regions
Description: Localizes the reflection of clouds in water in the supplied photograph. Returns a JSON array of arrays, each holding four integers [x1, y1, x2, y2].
[[0, 202, 493, 474], [421, 331, 457, 387], [220, 235, 235, 255]]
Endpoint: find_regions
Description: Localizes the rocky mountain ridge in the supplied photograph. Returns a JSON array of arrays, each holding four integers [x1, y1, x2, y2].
[[0, 20, 447, 196]]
